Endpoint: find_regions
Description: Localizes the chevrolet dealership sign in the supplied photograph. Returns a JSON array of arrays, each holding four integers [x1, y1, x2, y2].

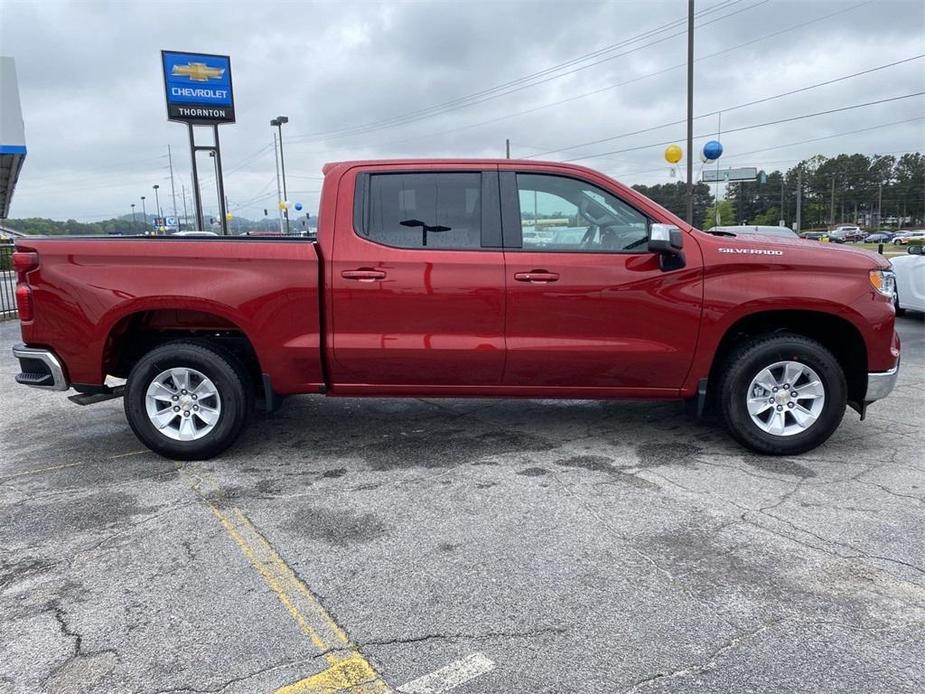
[[161, 50, 235, 124]]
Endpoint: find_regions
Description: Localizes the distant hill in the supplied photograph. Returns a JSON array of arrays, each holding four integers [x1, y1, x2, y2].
[[3, 214, 297, 235]]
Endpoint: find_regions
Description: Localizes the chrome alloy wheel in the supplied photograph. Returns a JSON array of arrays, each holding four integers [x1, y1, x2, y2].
[[144, 367, 221, 441], [746, 360, 825, 437]]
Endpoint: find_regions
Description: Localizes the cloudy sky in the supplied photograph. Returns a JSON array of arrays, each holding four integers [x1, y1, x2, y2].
[[1, 0, 923, 222]]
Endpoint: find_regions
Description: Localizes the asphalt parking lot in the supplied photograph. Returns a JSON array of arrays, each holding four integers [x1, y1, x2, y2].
[[1, 315, 923, 694]]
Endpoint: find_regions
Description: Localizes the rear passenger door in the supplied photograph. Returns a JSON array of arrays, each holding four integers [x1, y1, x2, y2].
[[330, 167, 507, 387]]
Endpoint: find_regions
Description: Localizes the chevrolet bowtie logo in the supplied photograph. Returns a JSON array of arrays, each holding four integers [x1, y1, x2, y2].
[[171, 62, 224, 82]]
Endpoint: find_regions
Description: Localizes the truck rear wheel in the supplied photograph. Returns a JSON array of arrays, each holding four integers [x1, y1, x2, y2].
[[124, 341, 252, 460], [718, 334, 847, 455]]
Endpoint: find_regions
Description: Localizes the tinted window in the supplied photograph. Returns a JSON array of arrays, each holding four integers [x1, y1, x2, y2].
[[516, 174, 649, 252], [363, 173, 482, 249]]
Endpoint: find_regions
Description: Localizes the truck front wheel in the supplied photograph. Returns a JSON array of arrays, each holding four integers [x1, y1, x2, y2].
[[124, 341, 252, 460], [718, 334, 847, 455]]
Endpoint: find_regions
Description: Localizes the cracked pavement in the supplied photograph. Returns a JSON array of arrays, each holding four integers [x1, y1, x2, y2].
[[0, 315, 923, 693]]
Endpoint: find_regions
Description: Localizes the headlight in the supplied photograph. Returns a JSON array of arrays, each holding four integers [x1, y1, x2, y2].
[[869, 270, 896, 297]]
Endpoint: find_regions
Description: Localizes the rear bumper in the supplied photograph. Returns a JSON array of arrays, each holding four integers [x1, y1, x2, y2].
[[866, 361, 899, 402], [12, 343, 69, 391]]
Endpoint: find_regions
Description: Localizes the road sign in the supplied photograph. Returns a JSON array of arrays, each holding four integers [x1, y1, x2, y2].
[[702, 167, 758, 183], [161, 50, 235, 124], [166, 216, 178, 228]]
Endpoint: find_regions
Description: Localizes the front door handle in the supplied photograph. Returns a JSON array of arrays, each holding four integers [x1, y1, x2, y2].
[[342, 269, 387, 281], [514, 270, 559, 283]]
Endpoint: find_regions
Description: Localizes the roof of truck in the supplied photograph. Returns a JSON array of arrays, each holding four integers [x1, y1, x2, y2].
[[321, 158, 605, 175]]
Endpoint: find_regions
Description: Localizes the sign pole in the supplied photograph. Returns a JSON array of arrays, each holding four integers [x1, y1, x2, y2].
[[188, 123, 204, 231], [213, 124, 229, 236]]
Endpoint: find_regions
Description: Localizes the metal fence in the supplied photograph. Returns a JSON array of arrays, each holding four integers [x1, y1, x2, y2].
[[0, 243, 16, 320]]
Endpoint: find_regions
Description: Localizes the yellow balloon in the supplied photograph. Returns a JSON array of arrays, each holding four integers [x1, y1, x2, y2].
[[664, 144, 683, 164]]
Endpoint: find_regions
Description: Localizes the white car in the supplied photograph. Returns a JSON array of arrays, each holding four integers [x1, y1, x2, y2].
[[892, 246, 925, 314]]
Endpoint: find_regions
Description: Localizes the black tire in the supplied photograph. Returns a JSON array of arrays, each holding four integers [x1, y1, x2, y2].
[[718, 333, 847, 455], [124, 341, 252, 460]]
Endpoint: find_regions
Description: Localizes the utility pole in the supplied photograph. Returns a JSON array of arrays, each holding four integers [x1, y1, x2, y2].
[[780, 176, 785, 226], [877, 181, 882, 229], [829, 175, 836, 227], [795, 168, 802, 233], [272, 132, 284, 233], [685, 0, 694, 225], [505, 138, 510, 159], [140, 196, 147, 234], [130, 203, 136, 233]]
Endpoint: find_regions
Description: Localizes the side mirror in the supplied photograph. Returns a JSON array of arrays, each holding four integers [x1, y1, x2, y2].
[[908, 244, 923, 255], [648, 223, 685, 271], [648, 223, 683, 253]]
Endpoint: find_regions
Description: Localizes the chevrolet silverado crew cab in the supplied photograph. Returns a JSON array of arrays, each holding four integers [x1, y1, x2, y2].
[[11, 160, 900, 460]]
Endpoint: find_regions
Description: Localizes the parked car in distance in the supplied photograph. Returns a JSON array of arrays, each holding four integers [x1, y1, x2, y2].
[[710, 225, 799, 239], [892, 244, 925, 314], [829, 225, 867, 243], [864, 231, 895, 243], [11, 158, 901, 460], [800, 231, 828, 241], [893, 230, 925, 245]]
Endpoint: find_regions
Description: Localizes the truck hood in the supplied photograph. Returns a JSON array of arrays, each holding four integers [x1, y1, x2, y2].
[[706, 232, 890, 270]]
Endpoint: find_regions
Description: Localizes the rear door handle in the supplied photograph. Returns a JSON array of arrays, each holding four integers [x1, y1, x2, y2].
[[514, 271, 559, 283], [342, 269, 387, 281]]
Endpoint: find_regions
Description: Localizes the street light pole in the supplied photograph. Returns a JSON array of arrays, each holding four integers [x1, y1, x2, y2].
[[153, 184, 162, 232], [130, 203, 136, 233], [271, 116, 290, 233], [140, 196, 147, 234], [272, 132, 284, 233]]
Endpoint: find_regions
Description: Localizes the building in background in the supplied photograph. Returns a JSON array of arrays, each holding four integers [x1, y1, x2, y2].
[[0, 57, 27, 219]]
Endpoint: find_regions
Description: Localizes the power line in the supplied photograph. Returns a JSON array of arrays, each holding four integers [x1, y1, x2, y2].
[[562, 91, 925, 163], [286, 0, 769, 144], [284, 0, 874, 157], [526, 54, 924, 159]]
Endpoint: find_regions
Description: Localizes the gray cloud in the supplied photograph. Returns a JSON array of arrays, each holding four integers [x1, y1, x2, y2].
[[1, 0, 923, 221]]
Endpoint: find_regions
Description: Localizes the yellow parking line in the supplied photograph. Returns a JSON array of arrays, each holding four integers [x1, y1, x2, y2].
[[0, 460, 89, 480], [203, 500, 390, 693]]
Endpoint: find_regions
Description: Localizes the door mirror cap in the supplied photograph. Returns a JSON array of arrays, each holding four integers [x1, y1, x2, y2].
[[648, 223, 684, 254], [908, 244, 923, 255]]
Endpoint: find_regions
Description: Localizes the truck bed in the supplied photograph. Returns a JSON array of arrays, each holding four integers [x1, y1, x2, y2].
[[15, 236, 324, 394]]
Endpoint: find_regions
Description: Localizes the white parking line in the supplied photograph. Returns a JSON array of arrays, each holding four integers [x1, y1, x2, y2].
[[398, 652, 495, 694], [398, 653, 495, 694]]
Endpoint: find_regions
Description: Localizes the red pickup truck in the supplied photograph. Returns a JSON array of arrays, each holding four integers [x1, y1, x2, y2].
[[11, 159, 900, 459]]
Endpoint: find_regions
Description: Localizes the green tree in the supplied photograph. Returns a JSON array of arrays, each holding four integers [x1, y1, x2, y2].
[[631, 181, 713, 226], [702, 199, 735, 228]]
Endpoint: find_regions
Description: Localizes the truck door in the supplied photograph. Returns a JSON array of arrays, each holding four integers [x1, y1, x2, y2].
[[329, 167, 506, 387], [500, 169, 702, 392]]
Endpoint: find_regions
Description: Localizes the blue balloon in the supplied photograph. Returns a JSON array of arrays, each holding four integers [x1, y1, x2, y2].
[[703, 140, 723, 161], [294, 202, 303, 211]]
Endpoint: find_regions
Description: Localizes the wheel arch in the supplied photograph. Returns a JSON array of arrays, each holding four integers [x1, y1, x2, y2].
[[101, 306, 262, 389], [706, 309, 868, 413]]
